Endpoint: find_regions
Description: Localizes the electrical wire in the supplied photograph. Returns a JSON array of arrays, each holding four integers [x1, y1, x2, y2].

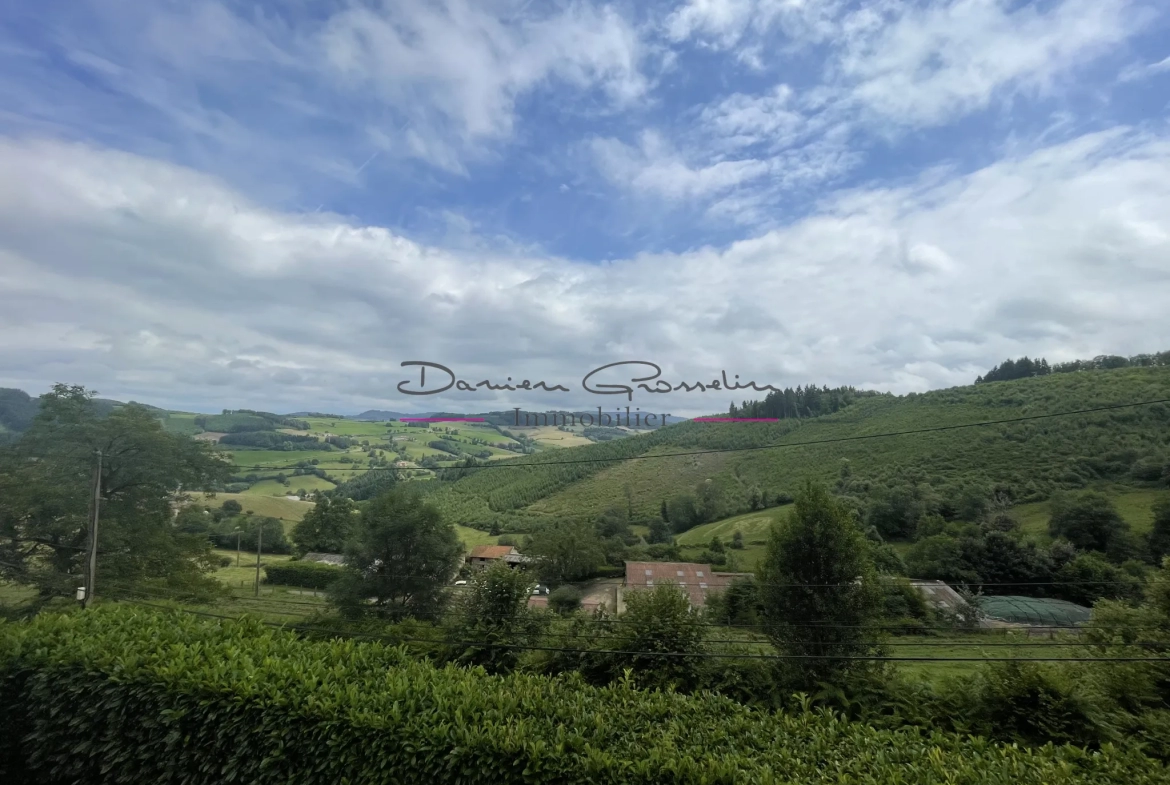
[[116, 598, 1170, 663], [222, 396, 1170, 471]]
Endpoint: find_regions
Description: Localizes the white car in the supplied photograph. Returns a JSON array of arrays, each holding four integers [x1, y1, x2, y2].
[[454, 580, 468, 586]]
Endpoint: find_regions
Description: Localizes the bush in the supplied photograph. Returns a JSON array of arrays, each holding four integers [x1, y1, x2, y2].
[[1, 606, 1166, 784], [548, 586, 582, 615], [935, 661, 1117, 748], [263, 561, 343, 590]]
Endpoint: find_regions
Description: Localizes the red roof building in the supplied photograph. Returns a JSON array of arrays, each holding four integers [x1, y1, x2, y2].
[[621, 561, 751, 608], [466, 544, 532, 571]]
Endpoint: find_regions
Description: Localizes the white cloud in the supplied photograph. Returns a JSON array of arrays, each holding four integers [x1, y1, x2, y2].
[[1, 130, 1168, 413], [590, 131, 773, 201], [831, 0, 1143, 128], [664, 0, 843, 49], [600, 0, 1147, 222], [320, 0, 649, 167], [1119, 53, 1170, 83]]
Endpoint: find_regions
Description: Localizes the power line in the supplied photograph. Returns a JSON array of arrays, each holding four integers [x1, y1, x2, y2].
[[221, 397, 1170, 471], [118, 599, 1170, 663], [106, 585, 1170, 644], [102, 588, 1169, 649]]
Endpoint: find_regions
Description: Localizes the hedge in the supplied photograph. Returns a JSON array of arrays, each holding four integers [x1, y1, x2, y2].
[[263, 561, 343, 590], [1, 605, 1166, 785]]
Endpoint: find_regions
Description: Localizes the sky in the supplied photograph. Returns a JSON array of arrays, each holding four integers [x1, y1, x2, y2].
[[0, 0, 1168, 417]]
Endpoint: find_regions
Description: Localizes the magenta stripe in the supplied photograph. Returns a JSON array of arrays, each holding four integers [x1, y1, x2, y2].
[[401, 417, 485, 422], [692, 417, 779, 422]]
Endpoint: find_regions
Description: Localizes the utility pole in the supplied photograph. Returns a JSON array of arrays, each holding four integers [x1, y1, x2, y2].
[[235, 529, 242, 567], [254, 523, 262, 597], [83, 450, 102, 609]]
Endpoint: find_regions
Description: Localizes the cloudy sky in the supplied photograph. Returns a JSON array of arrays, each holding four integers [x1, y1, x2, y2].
[[1, 0, 1168, 417]]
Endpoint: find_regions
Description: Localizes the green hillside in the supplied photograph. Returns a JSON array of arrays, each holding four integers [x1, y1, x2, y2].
[[419, 365, 1170, 532]]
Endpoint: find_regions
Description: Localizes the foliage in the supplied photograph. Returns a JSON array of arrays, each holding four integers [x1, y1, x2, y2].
[[647, 517, 671, 544], [1149, 499, 1170, 564], [230, 516, 290, 554], [0, 387, 40, 434], [935, 661, 1116, 747], [291, 496, 358, 555], [330, 467, 400, 501], [443, 561, 542, 673], [704, 577, 761, 626], [548, 585, 582, 614], [603, 583, 707, 691], [757, 481, 885, 688], [525, 522, 605, 585], [1049, 492, 1133, 556], [728, 384, 885, 419], [421, 366, 1170, 531], [263, 561, 342, 590], [327, 487, 463, 622], [217, 431, 321, 450], [976, 356, 1052, 384], [0, 384, 230, 605], [3, 606, 1167, 784]]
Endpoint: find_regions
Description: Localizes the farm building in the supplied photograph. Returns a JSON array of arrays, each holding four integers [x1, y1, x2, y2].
[[619, 561, 751, 609], [466, 544, 532, 571]]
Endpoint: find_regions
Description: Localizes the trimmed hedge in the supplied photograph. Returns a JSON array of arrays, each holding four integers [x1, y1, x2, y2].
[[1, 606, 1167, 784], [263, 561, 342, 590]]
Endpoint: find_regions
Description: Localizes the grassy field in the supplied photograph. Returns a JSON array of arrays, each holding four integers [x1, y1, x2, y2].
[[195, 493, 314, 530], [455, 525, 500, 549], [672, 507, 792, 570], [1014, 485, 1169, 543], [507, 425, 596, 448], [241, 476, 337, 496]]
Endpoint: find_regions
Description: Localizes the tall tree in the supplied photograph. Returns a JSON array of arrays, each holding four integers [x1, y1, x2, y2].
[[1048, 492, 1129, 554], [0, 384, 230, 606], [327, 487, 463, 621], [757, 480, 884, 689], [606, 583, 706, 691], [292, 496, 358, 555], [526, 522, 605, 585], [1148, 499, 1170, 565], [444, 560, 541, 674]]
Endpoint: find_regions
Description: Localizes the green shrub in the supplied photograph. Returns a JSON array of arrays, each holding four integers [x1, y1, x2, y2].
[[263, 561, 342, 590], [936, 661, 1118, 748], [1, 606, 1167, 784], [548, 586, 582, 614]]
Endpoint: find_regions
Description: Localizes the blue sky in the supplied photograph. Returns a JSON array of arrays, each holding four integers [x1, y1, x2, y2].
[[0, 0, 1169, 415]]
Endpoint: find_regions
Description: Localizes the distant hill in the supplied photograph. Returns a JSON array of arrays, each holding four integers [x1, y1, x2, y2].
[[413, 365, 1170, 533], [0, 387, 160, 439], [351, 410, 436, 421], [0, 388, 39, 434]]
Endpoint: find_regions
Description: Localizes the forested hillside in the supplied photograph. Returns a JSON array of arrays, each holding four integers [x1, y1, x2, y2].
[[417, 365, 1170, 532]]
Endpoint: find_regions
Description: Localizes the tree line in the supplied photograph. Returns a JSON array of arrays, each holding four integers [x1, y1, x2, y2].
[[728, 385, 885, 419], [976, 350, 1170, 384]]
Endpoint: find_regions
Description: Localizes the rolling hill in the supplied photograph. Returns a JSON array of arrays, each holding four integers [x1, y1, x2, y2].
[[416, 365, 1170, 532]]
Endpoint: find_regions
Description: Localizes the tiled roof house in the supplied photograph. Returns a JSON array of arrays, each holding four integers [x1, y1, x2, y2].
[[467, 544, 532, 570], [621, 561, 752, 608]]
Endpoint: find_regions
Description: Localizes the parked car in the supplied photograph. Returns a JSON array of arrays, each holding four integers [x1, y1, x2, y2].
[[454, 580, 467, 586], [532, 584, 549, 595]]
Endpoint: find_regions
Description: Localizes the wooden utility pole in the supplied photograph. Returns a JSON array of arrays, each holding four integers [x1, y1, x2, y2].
[[235, 529, 242, 567], [254, 523, 262, 597], [83, 450, 102, 609]]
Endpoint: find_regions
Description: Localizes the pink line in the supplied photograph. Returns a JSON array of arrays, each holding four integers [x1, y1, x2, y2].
[[692, 417, 779, 422], [401, 417, 485, 422]]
